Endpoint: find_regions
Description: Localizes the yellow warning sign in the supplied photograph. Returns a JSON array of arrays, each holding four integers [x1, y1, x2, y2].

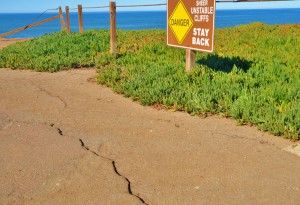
[[168, 0, 193, 44], [168, 0, 216, 53]]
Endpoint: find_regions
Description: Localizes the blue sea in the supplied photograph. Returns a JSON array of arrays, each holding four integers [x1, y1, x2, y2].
[[0, 8, 299, 38]]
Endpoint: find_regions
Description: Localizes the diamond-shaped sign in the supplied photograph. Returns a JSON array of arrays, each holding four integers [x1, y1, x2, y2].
[[168, 0, 193, 44]]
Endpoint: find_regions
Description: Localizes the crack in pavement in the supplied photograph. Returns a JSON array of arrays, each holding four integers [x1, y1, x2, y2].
[[30, 81, 67, 108], [50, 123, 63, 136], [78, 138, 148, 205], [79, 138, 100, 156], [4, 119, 148, 204]]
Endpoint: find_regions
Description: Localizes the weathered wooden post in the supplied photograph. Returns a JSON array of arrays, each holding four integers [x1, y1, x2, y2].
[[78, 4, 84, 33], [186, 49, 196, 71], [110, 1, 117, 55], [65, 6, 71, 33], [58, 6, 66, 30]]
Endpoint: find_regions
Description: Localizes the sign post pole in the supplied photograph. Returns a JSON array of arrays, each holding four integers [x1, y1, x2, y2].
[[186, 49, 196, 71]]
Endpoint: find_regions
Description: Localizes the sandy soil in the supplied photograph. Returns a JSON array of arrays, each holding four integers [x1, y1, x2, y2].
[[1, 40, 300, 205], [0, 38, 29, 49]]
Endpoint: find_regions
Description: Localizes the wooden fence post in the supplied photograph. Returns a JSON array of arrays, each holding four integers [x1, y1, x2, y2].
[[78, 4, 84, 33], [59, 6, 66, 30], [110, 2, 117, 55], [65, 6, 71, 33], [186, 49, 196, 71]]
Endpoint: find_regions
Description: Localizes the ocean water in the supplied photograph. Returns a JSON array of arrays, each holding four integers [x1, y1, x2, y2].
[[0, 8, 299, 38]]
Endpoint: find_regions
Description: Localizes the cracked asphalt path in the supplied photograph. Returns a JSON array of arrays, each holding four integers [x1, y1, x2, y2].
[[0, 68, 300, 205]]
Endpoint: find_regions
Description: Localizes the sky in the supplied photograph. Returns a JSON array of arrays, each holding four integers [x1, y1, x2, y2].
[[0, 0, 299, 13]]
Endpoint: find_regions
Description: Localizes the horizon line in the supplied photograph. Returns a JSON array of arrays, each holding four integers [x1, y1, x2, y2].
[[1, 7, 300, 14]]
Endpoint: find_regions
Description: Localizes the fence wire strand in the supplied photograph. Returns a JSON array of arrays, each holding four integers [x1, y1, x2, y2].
[[69, 6, 109, 10], [24, 8, 58, 30], [47, 8, 59, 11], [117, 3, 166, 8], [70, 3, 166, 10], [83, 6, 110, 9]]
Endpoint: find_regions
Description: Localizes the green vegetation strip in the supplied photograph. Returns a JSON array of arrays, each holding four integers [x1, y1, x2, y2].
[[0, 23, 299, 139], [0, 30, 110, 72]]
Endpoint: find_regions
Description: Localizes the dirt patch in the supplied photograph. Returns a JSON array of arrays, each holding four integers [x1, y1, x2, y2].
[[0, 38, 30, 49]]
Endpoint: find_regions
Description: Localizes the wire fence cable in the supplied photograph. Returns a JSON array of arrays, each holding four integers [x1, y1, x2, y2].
[[24, 8, 58, 29]]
